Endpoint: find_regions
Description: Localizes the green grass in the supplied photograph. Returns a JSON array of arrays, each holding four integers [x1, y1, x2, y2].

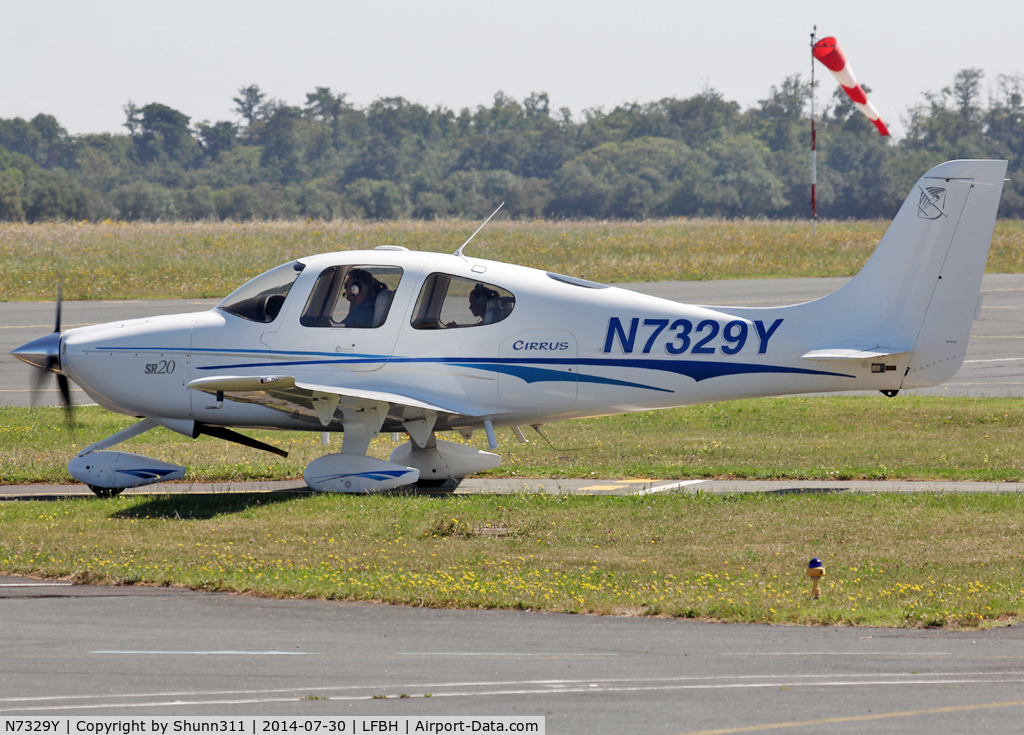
[[3, 396, 1023, 485], [1, 491, 1022, 628], [5, 397, 1023, 627], [3, 219, 1024, 301]]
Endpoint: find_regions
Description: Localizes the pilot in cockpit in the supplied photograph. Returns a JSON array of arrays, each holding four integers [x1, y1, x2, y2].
[[340, 268, 383, 328]]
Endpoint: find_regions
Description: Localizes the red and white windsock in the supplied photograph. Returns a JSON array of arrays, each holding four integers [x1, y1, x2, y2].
[[812, 37, 889, 136]]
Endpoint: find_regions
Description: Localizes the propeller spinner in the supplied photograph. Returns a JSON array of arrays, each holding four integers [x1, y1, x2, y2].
[[11, 288, 73, 423]]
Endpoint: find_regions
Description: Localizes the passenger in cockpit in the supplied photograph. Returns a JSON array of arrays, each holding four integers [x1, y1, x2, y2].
[[341, 269, 379, 328], [469, 284, 499, 323], [445, 283, 498, 328]]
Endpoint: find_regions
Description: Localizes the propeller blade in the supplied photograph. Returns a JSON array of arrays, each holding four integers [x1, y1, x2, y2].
[[31, 361, 51, 408], [56, 373, 73, 427], [54, 282, 62, 333]]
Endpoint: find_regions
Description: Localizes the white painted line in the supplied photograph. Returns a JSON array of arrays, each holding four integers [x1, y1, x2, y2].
[[636, 479, 706, 495], [0, 582, 73, 587], [963, 357, 1024, 363], [396, 677, 1024, 698], [0, 697, 313, 713], [92, 649, 320, 657], [4, 676, 1023, 713], [0, 389, 87, 393], [0, 670, 1007, 704], [0, 671, 1011, 710], [398, 652, 618, 657], [735, 650, 954, 657]]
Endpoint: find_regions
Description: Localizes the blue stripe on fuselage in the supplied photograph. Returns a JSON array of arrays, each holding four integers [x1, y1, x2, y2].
[[453, 362, 673, 392], [101, 346, 854, 391]]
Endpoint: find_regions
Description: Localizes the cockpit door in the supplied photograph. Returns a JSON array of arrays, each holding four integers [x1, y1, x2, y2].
[[262, 263, 415, 373]]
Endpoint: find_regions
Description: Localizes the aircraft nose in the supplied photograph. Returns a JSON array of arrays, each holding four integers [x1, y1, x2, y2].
[[11, 332, 63, 373]]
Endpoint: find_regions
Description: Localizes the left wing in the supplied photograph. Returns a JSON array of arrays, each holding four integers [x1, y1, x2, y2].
[[187, 374, 495, 446]]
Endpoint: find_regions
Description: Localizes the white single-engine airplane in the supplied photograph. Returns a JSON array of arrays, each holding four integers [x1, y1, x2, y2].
[[12, 160, 1006, 496]]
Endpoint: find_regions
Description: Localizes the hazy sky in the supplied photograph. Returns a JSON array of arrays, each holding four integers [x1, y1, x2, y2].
[[2, 0, 1021, 138]]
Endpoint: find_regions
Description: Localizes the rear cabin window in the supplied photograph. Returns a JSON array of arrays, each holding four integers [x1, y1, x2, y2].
[[411, 273, 515, 329], [300, 265, 403, 329]]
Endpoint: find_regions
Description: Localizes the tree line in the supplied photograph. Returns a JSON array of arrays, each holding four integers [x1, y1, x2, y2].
[[2, 68, 1023, 223]]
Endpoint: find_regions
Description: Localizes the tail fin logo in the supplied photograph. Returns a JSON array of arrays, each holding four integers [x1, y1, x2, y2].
[[917, 186, 947, 219]]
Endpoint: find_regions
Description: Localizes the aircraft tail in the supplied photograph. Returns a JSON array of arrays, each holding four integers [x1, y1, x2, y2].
[[811, 159, 1006, 389]]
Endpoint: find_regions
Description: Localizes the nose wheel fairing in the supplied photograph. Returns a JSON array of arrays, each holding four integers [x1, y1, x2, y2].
[[68, 451, 187, 493]]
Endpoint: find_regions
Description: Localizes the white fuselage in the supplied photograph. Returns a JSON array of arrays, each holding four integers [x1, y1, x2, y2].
[[61, 248, 906, 434]]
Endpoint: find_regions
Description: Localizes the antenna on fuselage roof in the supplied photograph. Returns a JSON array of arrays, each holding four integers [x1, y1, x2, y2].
[[453, 202, 504, 258]]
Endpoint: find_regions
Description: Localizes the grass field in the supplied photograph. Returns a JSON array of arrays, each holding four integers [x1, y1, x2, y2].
[[2, 219, 1024, 301], [3, 396, 1023, 484], [4, 389, 1023, 631], [1, 490, 1022, 628]]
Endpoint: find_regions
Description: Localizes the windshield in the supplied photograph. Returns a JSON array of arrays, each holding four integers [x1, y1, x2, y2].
[[217, 261, 303, 323]]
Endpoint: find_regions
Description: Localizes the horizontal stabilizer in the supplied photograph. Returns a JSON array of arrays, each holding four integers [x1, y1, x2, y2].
[[802, 345, 910, 361]]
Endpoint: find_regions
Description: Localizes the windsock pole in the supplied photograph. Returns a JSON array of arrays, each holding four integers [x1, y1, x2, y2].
[[810, 25, 817, 236]]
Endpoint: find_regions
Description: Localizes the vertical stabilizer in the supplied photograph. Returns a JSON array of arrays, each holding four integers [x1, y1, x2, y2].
[[811, 160, 1006, 387]]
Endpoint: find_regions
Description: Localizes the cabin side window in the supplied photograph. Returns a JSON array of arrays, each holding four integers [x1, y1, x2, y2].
[[411, 273, 515, 329], [300, 265, 403, 328]]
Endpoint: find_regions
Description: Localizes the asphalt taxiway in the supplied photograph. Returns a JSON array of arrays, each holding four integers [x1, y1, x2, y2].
[[2, 576, 1023, 731], [3, 477, 1024, 501]]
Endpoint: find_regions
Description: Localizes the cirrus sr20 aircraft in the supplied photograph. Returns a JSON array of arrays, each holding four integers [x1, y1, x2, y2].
[[12, 160, 1007, 496]]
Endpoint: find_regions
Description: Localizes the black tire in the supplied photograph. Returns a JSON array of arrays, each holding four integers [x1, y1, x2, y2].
[[415, 478, 449, 488], [89, 485, 123, 498]]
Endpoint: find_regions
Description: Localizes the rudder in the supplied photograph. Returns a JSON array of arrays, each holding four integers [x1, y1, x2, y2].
[[901, 160, 1007, 387]]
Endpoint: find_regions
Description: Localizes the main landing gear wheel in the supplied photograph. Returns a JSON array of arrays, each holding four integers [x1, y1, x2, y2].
[[89, 486, 123, 498], [414, 478, 449, 488]]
